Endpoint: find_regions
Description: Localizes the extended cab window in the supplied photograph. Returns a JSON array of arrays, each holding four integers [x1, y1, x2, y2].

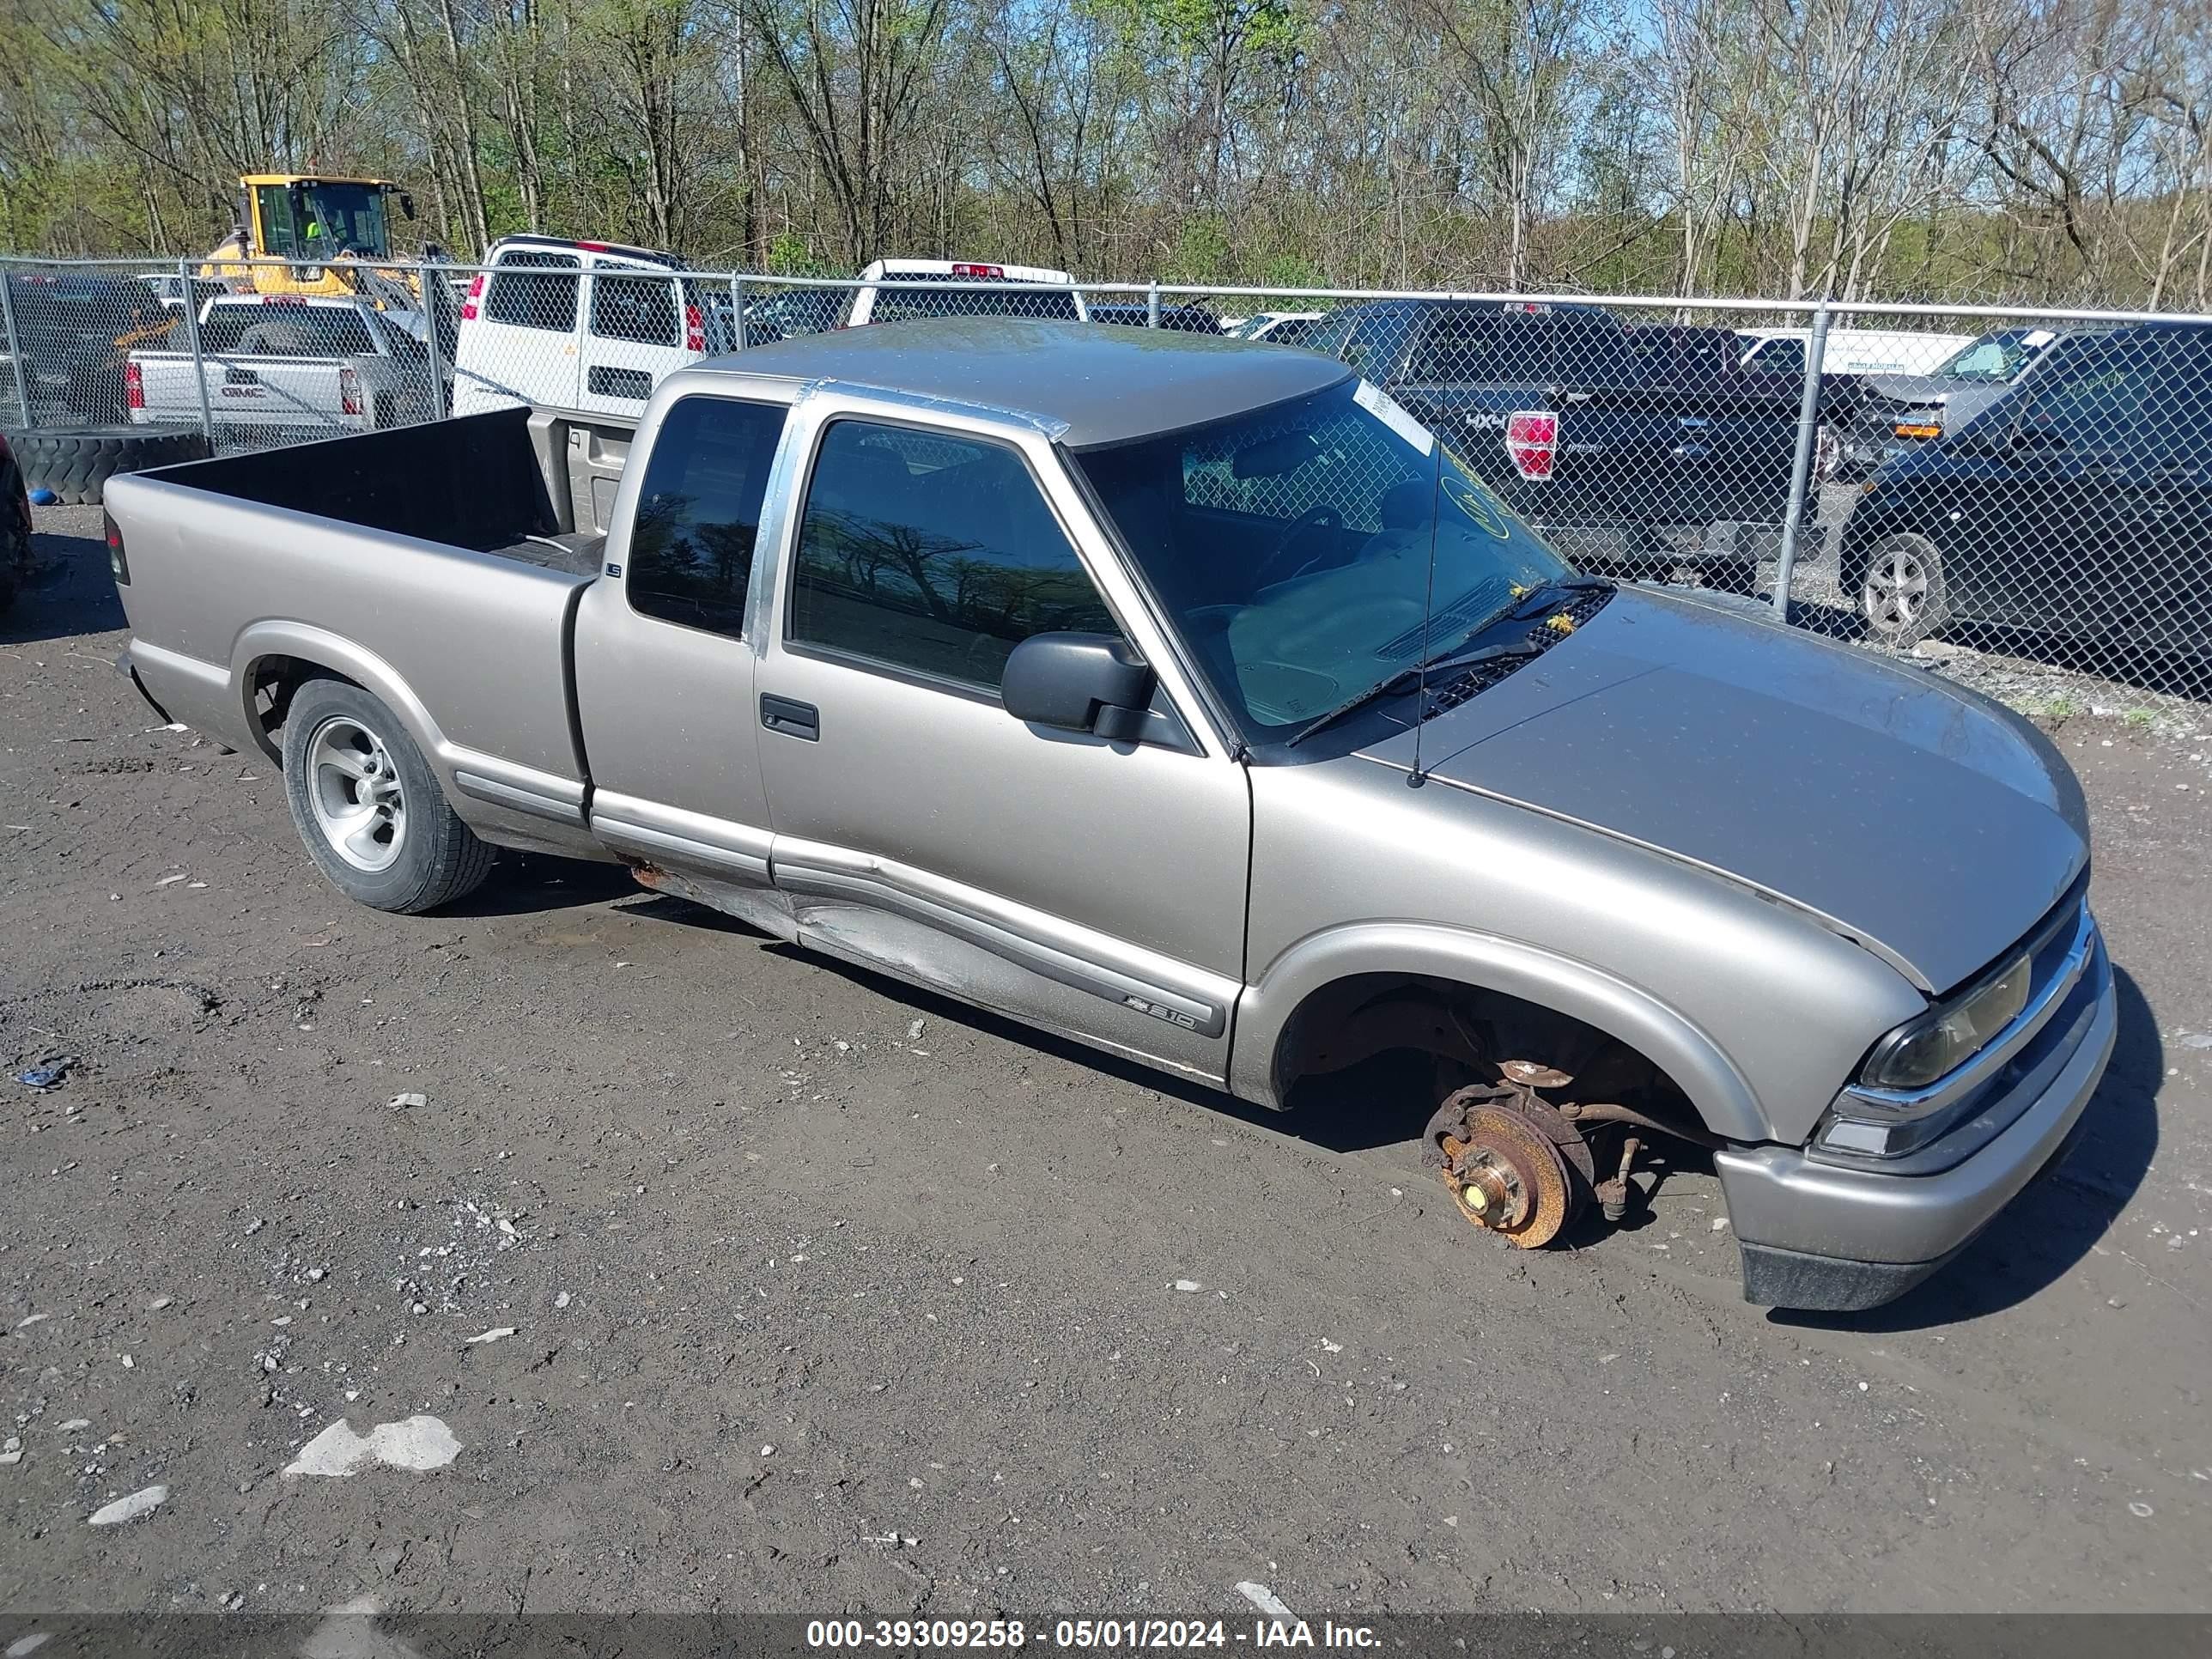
[[789, 420, 1115, 690], [626, 397, 787, 638], [485, 252, 580, 332], [2018, 334, 2206, 458], [1407, 315, 1495, 382], [1747, 337, 1805, 375], [234, 309, 377, 357], [591, 273, 678, 346]]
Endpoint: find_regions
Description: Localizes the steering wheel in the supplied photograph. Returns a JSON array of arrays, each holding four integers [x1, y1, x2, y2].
[[1255, 503, 1343, 589]]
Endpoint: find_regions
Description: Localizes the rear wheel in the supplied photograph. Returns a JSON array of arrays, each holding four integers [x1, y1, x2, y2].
[[281, 678, 495, 913], [1856, 532, 1948, 647]]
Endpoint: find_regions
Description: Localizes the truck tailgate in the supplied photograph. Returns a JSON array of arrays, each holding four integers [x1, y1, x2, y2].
[[131, 349, 356, 430], [1408, 385, 1801, 529]]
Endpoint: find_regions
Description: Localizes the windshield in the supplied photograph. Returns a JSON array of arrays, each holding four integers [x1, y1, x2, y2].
[[290, 183, 389, 258], [1935, 331, 2039, 384], [1073, 380, 1571, 741], [206, 304, 378, 356], [869, 275, 1082, 324]]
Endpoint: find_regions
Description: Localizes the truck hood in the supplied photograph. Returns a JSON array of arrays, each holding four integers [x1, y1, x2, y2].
[[1863, 378, 2014, 434], [1354, 586, 2087, 992]]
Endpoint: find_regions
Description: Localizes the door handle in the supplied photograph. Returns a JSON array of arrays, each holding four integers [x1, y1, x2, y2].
[[760, 694, 819, 742]]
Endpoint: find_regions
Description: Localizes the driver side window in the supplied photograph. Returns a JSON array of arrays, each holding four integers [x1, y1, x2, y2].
[[788, 420, 1117, 691]]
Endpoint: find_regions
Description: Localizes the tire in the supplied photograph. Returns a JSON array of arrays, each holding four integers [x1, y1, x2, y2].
[[2, 425, 213, 507], [1852, 532, 1949, 648], [281, 678, 496, 914], [0, 453, 27, 615]]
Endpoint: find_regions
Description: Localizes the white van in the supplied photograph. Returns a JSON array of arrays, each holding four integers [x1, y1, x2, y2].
[[1735, 326, 1975, 379], [846, 259, 1087, 326], [452, 235, 733, 418]]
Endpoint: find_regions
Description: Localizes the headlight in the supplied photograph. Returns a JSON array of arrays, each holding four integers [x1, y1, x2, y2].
[[1861, 955, 2033, 1091], [1814, 953, 2035, 1160]]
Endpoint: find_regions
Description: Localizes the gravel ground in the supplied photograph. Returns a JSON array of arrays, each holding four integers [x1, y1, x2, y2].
[[2, 503, 2207, 1621]]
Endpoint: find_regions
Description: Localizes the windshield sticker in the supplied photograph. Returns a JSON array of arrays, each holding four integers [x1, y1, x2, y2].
[[1354, 379, 1435, 456], [1443, 473, 1512, 542]]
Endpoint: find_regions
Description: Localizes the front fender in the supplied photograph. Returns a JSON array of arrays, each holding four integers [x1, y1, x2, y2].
[[1230, 920, 1770, 1143]]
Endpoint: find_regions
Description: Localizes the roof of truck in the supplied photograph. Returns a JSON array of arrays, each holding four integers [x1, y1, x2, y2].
[[691, 316, 1348, 447]]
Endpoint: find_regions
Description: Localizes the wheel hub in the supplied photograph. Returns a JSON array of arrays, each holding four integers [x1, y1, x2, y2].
[[306, 715, 408, 873], [1863, 548, 1928, 631], [1424, 1083, 1595, 1249]]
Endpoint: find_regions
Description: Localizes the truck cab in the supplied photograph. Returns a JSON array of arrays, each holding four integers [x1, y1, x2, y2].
[[101, 321, 2115, 1314]]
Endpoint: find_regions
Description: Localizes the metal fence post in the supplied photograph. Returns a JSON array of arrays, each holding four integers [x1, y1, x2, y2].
[[1771, 303, 1831, 620], [1147, 281, 1160, 329], [177, 256, 216, 447], [0, 263, 30, 428], [421, 261, 447, 421], [730, 274, 747, 350]]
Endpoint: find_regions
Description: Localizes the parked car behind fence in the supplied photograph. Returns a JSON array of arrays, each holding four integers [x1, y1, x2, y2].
[[7, 252, 2209, 697], [1839, 320, 2212, 666]]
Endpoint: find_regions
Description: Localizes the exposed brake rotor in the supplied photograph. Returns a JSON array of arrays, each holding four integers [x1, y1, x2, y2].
[[1423, 1081, 1595, 1249]]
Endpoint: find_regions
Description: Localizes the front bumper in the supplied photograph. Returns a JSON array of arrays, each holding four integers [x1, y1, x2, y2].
[[1716, 929, 2117, 1310]]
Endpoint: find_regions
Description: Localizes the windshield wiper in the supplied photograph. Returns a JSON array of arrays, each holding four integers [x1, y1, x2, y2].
[[1282, 640, 1541, 750], [1503, 574, 1613, 622]]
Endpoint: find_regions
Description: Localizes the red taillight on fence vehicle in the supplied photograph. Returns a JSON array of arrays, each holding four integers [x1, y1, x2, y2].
[[1504, 410, 1558, 481], [125, 362, 145, 410], [459, 273, 484, 322], [950, 264, 1005, 278], [684, 303, 705, 352], [340, 366, 362, 418]]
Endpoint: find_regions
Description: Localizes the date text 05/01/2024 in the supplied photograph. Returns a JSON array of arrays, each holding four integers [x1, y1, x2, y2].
[[804, 1618, 1382, 1650]]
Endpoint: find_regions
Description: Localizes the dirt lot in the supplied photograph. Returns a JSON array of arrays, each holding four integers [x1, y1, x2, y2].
[[2, 504, 2208, 1623]]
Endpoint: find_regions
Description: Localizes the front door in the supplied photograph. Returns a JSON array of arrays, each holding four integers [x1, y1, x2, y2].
[[751, 398, 1251, 1084]]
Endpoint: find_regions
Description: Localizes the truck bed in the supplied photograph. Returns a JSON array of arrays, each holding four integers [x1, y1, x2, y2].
[[103, 408, 603, 817], [152, 408, 568, 551]]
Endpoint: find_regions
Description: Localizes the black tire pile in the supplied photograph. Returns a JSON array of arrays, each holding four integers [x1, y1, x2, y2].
[[3, 425, 211, 506]]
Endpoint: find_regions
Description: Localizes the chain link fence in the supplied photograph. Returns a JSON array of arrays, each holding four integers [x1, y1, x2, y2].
[[4, 253, 2206, 699]]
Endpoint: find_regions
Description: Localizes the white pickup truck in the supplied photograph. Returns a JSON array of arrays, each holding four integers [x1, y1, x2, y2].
[[128, 294, 435, 439]]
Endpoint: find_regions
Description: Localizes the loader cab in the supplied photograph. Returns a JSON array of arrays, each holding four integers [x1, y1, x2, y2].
[[210, 176, 415, 298]]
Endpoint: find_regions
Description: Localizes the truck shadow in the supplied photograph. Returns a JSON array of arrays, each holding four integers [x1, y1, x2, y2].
[[2, 517, 127, 646], [567, 885, 2161, 1331], [1769, 963, 2161, 1332], [459, 854, 641, 916]]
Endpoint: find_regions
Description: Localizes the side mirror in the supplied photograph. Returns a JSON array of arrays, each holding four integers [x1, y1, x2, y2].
[[398, 192, 416, 222], [1001, 632, 1155, 743]]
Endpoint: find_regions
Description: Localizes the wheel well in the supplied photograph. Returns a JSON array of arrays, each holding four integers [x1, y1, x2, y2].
[[246, 656, 357, 759], [1272, 972, 1705, 1137]]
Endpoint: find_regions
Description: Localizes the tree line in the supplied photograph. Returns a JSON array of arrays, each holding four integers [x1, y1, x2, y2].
[[0, 0, 2206, 307]]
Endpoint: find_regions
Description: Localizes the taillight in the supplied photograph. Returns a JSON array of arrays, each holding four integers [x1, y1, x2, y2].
[[125, 362, 145, 410], [1504, 410, 1558, 481], [340, 365, 362, 417], [104, 510, 130, 586], [1893, 422, 1942, 441], [951, 263, 1004, 278], [459, 273, 484, 322], [684, 303, 705, 352]]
